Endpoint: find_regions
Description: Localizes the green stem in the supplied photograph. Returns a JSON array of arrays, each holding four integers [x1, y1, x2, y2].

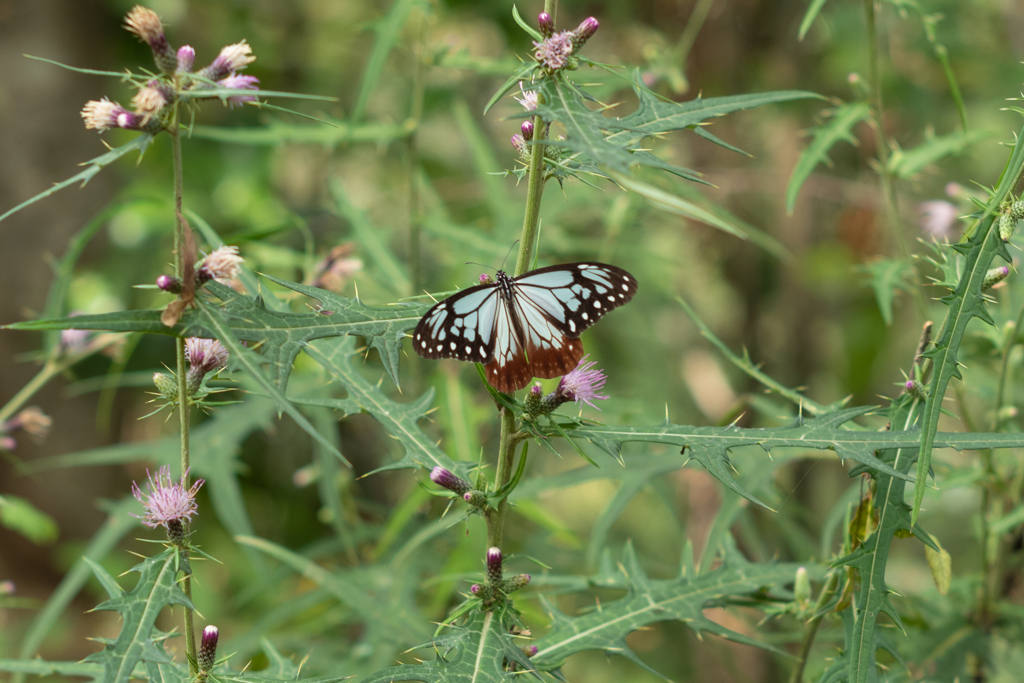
[[788, 569, 841, 683], [487, 408, 518, 549], [407, 4, 428, 296], [170, 116, 198, 678]]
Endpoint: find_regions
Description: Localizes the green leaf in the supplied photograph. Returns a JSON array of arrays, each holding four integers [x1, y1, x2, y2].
[[511, 4, 542, 41], [298, 336, 460, 475], [542, 407, 1024, 510], [187, 121, 408, 146], [0, 495, 57, 545], [786, 101, 870, 214], [84, 548, 193, 683], [798, 0, 833, 40], [531, 542, 803, 675], [913, 124, 1024, 525], [0, 134, 153, 224], [483, 62, 539, 116], [351, 0, 418, 122], [0, 660, 105, 681], [862, 258, 915, 326], [359, 611, 535, 683], [886, 129, 994, 179]]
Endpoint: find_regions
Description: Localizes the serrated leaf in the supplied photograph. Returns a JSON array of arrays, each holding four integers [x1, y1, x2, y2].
[[532, 542, 805, 675], [298, 336, 460, 475], [84, 548, 193, 683], [542, 407, 1024, 509], [887, 129, 994, 180], [359, 611, 535, 683], [862, 257, 915, 326], [0, 134, 153, 224], [786, 101, 871, 214]]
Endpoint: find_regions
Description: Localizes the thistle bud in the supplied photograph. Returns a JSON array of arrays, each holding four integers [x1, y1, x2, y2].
[[177, 45, 196, 73], [479, 273, 495, 285], [904, 379, 928, 401], [156, 274, 183, 294], [538, 12, 554, 38], [524, 383, 544, 417], [430, 467, 472, 495], [471, 583, 495, 603], [794, 566, 811, 606], [983, 266, 1010, 291], [502, 573, 531, 593], [1011, 200, 1024, 221], [521, 120, 534, 142], [572, 17, 599, 49], [153, 372, 179, 403], [463, 490, 487, 508], [199, 625, 218, 672], [999, 213, 1016, 243], [486, 547, 503, 585], [522, 645, 538, 658], [511, 134, 528, 158]]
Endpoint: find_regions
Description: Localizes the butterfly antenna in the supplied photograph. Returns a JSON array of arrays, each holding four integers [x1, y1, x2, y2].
[[465, 261, 497, 273], [500, 240, 520, 271]]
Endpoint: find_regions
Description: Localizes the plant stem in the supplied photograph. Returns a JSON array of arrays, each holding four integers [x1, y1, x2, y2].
[[485, 0, 557, 554], [863, 0, 926, 320], [407, 4, 428, 296], [788, 569, 841, 683], [170, 116, 198, 678]]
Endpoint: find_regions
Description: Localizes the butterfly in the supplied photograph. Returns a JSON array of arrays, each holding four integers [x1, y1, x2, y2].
[[412, 262, 637, 393]]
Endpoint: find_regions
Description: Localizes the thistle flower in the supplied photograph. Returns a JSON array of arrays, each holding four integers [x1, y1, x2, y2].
[[200, 41, 256, 81], [463, 490, 487, 507], [131, 466, 204, 544], [514, 83, 538, 112], [3, 407, 51, 440], [479, 273, 495, 285], [430, 466, 473, 495], [537, 12, 554, 38], [60, 327, 91, 351], [533, 31, 575, 71], [186, 338, 229, 377], [177, 45, 196, 73], [555, 355, 609, 409], [124, 6, 177, 74], [522, 645, 538, 658], [197, 246, 243, 282], [918, 200, 958, 239], [81, 99, 141, 132], [131, 83, 170, 122], [199, 625, 219, 673], [217, 74, 260, 108]]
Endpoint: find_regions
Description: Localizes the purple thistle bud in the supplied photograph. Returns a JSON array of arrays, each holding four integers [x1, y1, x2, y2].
[[430, 466, 472, 495], [217, 74, 260, 108], [470, 583, 482, 594], [156, 274, 183, 294], [514, 84, 538, 112], [124, 6, 177, 74], [463, 490, 487, 507], [533, 32, 575, 71], [904, 379, 928, 401], [521, 120, 534, 142], [573, 17, 599, 47], [511, 134, 528, 158], [200, 41, 256, 81], [524, 383, 544, 417], [81, 99, 141, 132], [131, 466, 204, 542], [486, 547, 503, 585], [197, 246, 243, 282], [555, 354, 609, 409], [983, 265, 1011, 291], [199, 625, 218, 672], [538, 12, 554, 38], [177, 46, 195, 73], [479, 273, 495, 285], [523, 645, 538, 657]]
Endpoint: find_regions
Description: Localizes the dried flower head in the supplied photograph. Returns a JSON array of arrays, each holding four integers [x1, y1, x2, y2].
[[197, 246, 243, 282], [81, 99, 140, 132], [177, 45, 196, 73], [202, 40, 256, 81], [555, 354, 609, 409], [10, 407, 52, 439], [131, 466, 204, 529], [124, 5, 177, 73], [918, 200, 958, 239], [533, 31, 575, 71], [186, 338, 229, 376], [514, 84, 538, 112], [217, 74, 259, 108]]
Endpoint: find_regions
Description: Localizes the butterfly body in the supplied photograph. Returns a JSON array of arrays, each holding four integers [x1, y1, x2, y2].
[[413, 262, 637, 393]]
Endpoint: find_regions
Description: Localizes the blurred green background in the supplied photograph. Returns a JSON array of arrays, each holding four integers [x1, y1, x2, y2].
[[2, 0, 1024, 681]]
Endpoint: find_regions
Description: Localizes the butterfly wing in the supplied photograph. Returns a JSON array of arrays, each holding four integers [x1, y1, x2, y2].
[[482, 294, 534, 393], [412, 284, 500, 363], [512, 262, 637, 338]]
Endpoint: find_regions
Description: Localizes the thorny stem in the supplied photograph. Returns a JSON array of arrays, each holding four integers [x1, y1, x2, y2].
[[788, 569, 841, 683], [486, 0, 557, 556], [170, 113, 198, 678], [863, 0, 927, 320]]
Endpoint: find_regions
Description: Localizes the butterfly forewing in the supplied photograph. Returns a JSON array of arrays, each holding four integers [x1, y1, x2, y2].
[[512, 262, 637, 338], [412, 285, 500, 362]]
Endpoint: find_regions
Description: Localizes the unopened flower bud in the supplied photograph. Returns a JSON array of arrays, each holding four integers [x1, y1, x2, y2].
[[502, 573, 531, 593], [511, 134, 528, 158], [177, 45, 195, 73], [904, 379, 928, 401], [538, 12, 554, 38], [998, 405, 1019, 422], [999, 213, 1017, 243], [463, 490, 487, 507], [124, 6, 177, 74], [153, 372, 179, 403], [430, 467, 472, 495], [1011, 201, 1024, 221], [199, 625, 218, 672], [471, 583, 495, 603], [521, 120, 534, 142], [486, 547, 503, 585], [524, 383, 544, 417], [794, 566, 811, 606], [983, 266, 1010, 291], [156, 274, 183, 294], [573, 17, 599, 48], [522, 645, 538, 657], [479, 273, 495, 285]]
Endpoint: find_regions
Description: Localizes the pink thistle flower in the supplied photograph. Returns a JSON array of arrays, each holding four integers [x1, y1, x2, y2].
[[217, 74, 259, 108], [479, 273, 495, 285], [81, 99, 141, 132], [177, 45, 196, 73], [201, 41, 256, 81], [197, 246, 243, 282], [555, 354, 609, 409], [124, 6, 177, 74], [533, 31, 575, 71], [514, 84, 538, 112], [131, 466, 204, 530], [3, 407, 51, 439], [918, 200, 958, 239], [186, 338, 229, 376]]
